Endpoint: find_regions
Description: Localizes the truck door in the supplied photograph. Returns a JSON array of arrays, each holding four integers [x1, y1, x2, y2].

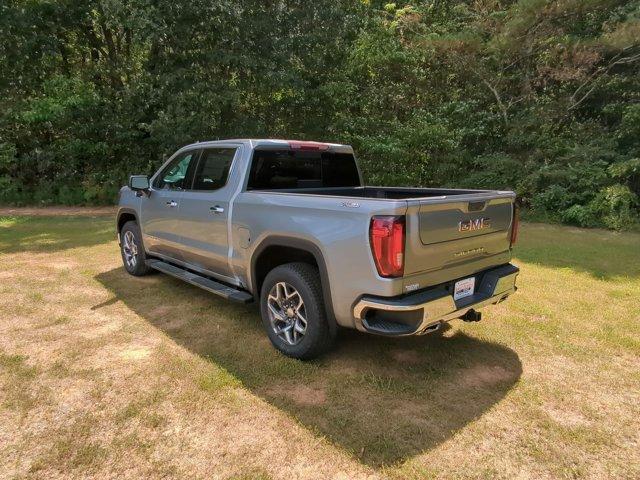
[[177, 146, 240, 280], [140, 149, 200, 261]]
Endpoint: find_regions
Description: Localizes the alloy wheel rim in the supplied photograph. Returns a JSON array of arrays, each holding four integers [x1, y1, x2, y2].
[[122, 231, 138, 268], [267, 282, 307, 346]]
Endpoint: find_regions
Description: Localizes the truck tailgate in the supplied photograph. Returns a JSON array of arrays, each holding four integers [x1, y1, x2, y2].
[[403, 192, 515, 287]]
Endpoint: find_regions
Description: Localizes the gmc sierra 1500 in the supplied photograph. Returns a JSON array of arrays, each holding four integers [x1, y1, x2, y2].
[[117, 139, 519, 359]]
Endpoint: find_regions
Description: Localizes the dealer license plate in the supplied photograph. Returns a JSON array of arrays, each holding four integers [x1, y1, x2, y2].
[[453, 277, 475, 301]]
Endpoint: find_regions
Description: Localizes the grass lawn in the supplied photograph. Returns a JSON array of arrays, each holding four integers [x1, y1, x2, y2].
[[0, 214, 638, 479]]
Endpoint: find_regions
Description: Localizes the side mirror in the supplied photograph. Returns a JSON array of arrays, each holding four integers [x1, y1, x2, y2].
[[129, 175, 150, 194]]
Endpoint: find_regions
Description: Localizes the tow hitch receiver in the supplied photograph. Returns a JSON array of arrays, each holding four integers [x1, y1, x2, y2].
[[461, 309, 482, 322]]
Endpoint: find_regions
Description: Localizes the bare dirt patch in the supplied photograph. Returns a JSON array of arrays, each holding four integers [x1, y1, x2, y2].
[[0, 206, 116, 217], [544, 402, 592, 428], [149, 306, 171, 316], [268, 384, 328, 407], [458, 364, 515, 388], [390, 349, 421, 364], [120, 346, 153, 361]]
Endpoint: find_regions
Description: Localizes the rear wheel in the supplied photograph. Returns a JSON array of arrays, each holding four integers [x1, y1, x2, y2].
[[260, 263, 334, 360], [120, 221, 151, 276]]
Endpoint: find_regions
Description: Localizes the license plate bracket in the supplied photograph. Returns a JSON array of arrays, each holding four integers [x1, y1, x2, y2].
[[453, 277, 475, 301]]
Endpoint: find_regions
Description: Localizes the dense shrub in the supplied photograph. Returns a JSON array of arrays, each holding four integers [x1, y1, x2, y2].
[[561, 205, 599, 229], [589, 185, 639, 230]]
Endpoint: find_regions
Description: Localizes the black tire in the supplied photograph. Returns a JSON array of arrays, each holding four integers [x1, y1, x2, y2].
[[120, 221, 152, 276], [260, 262, 335, 360]]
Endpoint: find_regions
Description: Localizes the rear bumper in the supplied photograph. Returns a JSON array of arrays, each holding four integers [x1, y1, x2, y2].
[[353, 263, 519, 336]]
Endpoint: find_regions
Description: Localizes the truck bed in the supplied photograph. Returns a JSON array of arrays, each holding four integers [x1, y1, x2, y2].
[[250, 186, 498, 200], [245, 184, 516, 293]]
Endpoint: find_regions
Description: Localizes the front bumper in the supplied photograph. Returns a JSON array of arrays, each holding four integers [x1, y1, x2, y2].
[[353, 263, 519, 336]]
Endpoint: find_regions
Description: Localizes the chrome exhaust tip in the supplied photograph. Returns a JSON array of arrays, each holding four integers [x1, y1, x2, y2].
[[422, 322, 442, 334]]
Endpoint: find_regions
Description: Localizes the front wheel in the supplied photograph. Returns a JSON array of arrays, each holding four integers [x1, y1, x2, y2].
[[260, 262, 335, 360], [120, 221, 151, 276]]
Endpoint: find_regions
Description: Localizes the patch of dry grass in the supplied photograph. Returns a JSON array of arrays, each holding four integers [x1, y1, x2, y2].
[[0, 214, 638, 479]]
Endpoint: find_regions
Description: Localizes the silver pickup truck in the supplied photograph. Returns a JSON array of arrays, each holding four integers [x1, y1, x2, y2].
[[117, 139, 519, 359]]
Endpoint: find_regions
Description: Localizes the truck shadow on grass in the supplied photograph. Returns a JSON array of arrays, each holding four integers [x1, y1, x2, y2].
[[96, 267, 522, 468]]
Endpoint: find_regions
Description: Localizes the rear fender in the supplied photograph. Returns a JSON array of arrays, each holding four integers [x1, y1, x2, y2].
[[250, 236, 337, 335]]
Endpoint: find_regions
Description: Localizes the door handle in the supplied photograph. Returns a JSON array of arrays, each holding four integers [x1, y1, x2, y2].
[[210, 205, 224, 214], [166, 200, 178, 207]]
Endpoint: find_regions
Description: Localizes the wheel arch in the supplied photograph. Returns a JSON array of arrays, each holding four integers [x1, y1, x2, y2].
[[116, 208, 139, 241], [250, 236, 337, 334]]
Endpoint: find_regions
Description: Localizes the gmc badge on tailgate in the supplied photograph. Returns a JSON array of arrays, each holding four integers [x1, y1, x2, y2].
[[458, 218, 491, 232]]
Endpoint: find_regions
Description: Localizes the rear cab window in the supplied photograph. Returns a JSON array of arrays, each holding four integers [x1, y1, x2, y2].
[[247, 148, 360, 190]]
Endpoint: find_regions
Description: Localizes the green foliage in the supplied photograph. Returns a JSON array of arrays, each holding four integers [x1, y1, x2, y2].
[[560, 205, 599, 229], [589, 184, 639, 230], [0, 0, 639, 228], [559, 184, 639, 230]]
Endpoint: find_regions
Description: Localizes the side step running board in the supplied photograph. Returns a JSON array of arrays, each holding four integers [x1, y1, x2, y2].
[[145, 260, 253, 304]]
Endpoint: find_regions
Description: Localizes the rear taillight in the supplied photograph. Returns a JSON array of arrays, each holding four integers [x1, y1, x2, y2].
[[370, 216, 405, 278], [510, 204, 519, 246]]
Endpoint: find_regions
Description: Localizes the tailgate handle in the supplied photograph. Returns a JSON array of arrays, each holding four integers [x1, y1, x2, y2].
[[468, 201, 486, 212]]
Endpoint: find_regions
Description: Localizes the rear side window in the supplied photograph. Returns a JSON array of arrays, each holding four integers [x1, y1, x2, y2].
[[192, 148, 236, 191], [247, 149, 360, 190]]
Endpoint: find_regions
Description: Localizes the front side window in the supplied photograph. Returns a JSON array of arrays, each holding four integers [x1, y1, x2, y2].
[[154, 151, 197, 190], [192, 148, 236, 191]]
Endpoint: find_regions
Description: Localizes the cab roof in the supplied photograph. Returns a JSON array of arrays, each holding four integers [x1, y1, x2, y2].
[[179, 139, 353, 153]]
